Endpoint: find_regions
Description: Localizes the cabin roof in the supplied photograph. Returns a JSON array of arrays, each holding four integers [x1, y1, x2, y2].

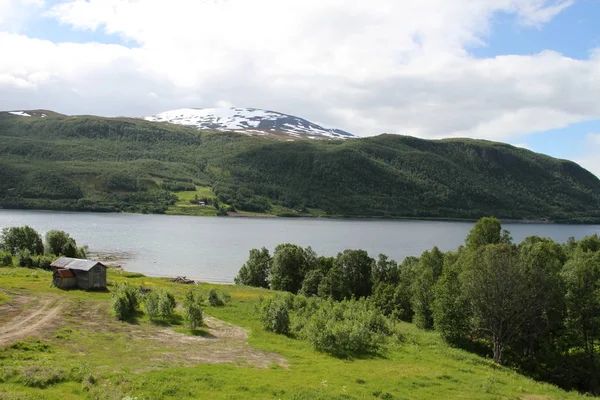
[[51, 257, 105, 272]]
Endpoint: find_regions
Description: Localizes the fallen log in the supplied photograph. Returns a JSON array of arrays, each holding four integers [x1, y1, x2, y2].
[[169, 276, 196, 284]]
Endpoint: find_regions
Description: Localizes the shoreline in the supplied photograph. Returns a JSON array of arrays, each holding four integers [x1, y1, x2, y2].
[[1, 206, 596, 225]]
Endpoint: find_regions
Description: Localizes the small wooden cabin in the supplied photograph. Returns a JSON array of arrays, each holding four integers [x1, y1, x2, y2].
[[51, 257, 107, 290]]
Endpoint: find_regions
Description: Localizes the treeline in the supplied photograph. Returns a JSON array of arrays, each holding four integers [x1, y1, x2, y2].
[[0, 226, 87, 268], [236, 217, 600, 395]]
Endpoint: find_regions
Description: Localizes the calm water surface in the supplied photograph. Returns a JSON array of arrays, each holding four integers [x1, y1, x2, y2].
[[1, 210, 599, 283]]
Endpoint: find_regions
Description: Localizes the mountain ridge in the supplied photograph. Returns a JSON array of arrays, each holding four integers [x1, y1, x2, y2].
[[0, 110, 599, 223]]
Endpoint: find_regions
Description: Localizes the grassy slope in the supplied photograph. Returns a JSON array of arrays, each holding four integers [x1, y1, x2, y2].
[[1, 111, 600, 221], [0, 267, 589, 400]]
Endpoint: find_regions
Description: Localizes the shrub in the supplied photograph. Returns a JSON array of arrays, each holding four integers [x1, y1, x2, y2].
[[144, 291, 160, 321], [183, 290, 204, 330], [259, 296, 290, 335], [32, 255, 55, 270], [302, 299, 389, 357], [111, 284, 140, 321], [0, 251, 12, 267], [17, 249, 34, 268], [208, 289, 225, 307], [158, 290, 176, 319], [18, 365, 65, 388]]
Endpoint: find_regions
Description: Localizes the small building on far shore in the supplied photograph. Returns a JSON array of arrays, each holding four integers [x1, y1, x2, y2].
[[51, 257, 107, 290]]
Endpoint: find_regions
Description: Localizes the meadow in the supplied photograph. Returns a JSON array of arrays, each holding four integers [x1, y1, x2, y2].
[[0, 267, 591, 400]]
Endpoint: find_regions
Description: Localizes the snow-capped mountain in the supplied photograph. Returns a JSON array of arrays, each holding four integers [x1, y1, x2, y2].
[[144, 108, 354, 140]]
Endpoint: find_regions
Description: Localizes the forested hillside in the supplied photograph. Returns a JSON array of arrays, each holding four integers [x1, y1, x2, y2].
[[1, 111, 599, 222]]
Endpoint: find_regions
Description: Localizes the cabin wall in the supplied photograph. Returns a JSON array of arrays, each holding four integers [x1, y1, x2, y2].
[[88, 265, 107, 289], [53, 275, 77, 289], [74, 270, 90, 290]]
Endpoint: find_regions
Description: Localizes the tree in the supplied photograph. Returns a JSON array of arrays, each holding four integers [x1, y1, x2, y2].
[[299, 269, 325, 297], [333, 249, 374, 299], [577, 234, 600, 253], [433, 253, 472, 343], [561, 250, 600, 391], [44, 230, 84, 257], [0, 226, 44, 255], [234, 247, 271, 288], [393, 256, 419, 322], [515, 237, 566, 362], [465, 217, 511, 250], [270, 244, 314, 294], [183, 290, 204, 331], [371, 254, 399, 286], [464, 243, 542, 364], [411, 247, 445, 330]]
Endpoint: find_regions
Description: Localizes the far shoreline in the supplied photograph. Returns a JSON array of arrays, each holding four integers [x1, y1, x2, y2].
[[1, 206, 597, 225]]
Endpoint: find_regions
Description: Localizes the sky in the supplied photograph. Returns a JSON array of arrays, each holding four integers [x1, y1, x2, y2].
[[1, 0, 599, 176]]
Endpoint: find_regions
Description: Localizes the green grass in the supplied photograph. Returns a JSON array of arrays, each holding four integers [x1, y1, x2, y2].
[[0, 267, 592, 400], [175, 186, 216, 201]]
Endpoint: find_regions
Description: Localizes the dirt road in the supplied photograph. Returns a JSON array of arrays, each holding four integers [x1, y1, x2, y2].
[[0, 298, 64, 346]]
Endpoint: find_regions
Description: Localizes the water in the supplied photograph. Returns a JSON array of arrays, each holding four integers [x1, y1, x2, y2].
[[1, 210, 599, 283]]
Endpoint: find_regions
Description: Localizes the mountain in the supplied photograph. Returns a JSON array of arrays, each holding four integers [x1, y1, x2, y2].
[[143, 107, 354, 139], [1, 110, 599, 222]]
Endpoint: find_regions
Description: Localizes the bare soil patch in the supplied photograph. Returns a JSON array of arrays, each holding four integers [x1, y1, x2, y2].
[[0, 296, 65, 346], [65, 299, 287, 371]]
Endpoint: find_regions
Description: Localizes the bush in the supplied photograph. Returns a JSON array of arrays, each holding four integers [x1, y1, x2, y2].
[[0, 251, 12, 267], [158, 291, 176, 319], [183, 290, 204, 330], [17, 249, 34, 268], [144, 290, 176, 322], [111, 284, 140, 321], [144, 291, 160, 321], [208, 289, 225, 307], [259, 296, 290, 335], [32, 255, 55, 270], [302, 299, 389, 357]]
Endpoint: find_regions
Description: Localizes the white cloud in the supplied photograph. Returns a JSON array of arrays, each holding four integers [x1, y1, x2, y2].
[[2, 0, 599, 144], [0, 0, 44, 30], [577, 134, 600, 178]]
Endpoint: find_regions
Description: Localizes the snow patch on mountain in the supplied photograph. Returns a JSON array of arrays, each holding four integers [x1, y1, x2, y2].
[[144, 108, 354, 139], [9, 111, 31, 117]]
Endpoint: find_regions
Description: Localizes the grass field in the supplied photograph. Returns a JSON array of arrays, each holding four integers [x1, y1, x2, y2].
[[165, 187, 219, 216], [0, 267, 591, 400]]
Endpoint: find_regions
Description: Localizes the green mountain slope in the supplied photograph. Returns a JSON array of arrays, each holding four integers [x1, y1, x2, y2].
[[1, 111, 599, 222]]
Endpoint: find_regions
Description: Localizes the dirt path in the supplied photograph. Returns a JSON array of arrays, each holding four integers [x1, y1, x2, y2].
[[0, 295, 287, 370], [0, 298, 64, 346]]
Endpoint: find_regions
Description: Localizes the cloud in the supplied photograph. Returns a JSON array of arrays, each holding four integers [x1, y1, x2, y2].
[[577, 134, 600, 178], [0, 0, 44, 30], [2, 0, 598, 143]]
